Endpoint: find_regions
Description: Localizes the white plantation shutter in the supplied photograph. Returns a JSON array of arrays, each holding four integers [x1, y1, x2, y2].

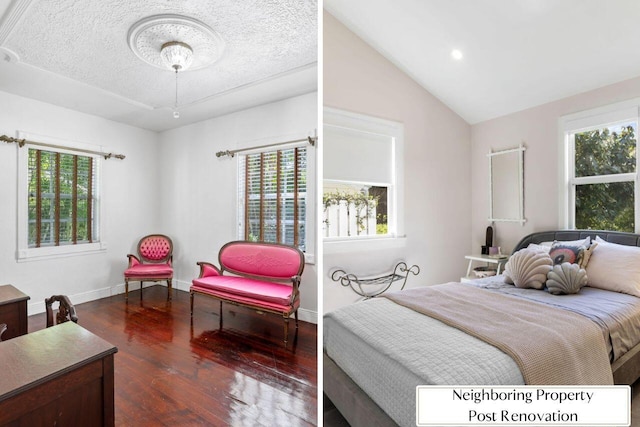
[[28, 148, 99, 247], [238, 145, 307, 251]]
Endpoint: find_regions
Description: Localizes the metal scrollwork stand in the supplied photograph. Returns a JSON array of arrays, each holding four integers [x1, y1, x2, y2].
[[331, 262, 420, 299]]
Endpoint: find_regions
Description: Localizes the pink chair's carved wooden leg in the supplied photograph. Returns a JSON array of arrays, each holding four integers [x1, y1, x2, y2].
[[295, 310, 299, 328], [167, 279, 173, 300], [190, 292, 194, 316], [219, 301, 223, 329], [125, 279, 129, 302], [284, 316, 290, 346]]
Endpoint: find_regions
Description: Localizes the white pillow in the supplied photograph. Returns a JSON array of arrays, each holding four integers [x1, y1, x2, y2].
[[554, 237, 590, 247], [586, 237, 640, 297], [527, 243, 551, 253]]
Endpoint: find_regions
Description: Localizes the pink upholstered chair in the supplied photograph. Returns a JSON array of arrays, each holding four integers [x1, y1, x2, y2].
[[124, 234, 173, 301]]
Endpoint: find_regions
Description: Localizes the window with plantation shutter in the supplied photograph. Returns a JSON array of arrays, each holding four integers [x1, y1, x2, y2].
[[238, 145, 307, 251], [16, 133, 105, 261], [27, 148, 99, 247]]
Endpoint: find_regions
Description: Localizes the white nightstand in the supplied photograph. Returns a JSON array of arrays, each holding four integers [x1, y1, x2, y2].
[[462, 254, 509, 283]]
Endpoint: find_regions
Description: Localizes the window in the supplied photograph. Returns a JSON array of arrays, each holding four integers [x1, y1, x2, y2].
[[238, 145, 307, 252], [562, 104, 639, 233], [27, 148, 98, 247], [17, 132, 104, 261], [323, 108, 404, 250]]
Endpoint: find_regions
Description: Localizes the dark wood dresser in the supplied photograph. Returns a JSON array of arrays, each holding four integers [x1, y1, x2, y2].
[[0, 322, 118, 426], [0, 284, 29, 340]]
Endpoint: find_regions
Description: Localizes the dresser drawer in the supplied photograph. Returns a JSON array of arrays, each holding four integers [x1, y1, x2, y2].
[[0, 285, 29, 340]]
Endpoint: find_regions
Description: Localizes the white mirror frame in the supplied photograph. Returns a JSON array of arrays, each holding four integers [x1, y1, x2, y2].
[[488, 143, 526, 225]]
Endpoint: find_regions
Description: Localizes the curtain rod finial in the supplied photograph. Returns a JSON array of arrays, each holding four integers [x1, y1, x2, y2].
[[216, 150, 234, 158], [1, 135, 26, 147]]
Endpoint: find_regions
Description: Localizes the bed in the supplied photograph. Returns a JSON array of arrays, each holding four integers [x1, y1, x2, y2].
[[323, 230, 640, 427]]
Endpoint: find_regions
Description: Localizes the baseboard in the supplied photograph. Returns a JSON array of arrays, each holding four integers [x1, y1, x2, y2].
[[28, 281, 157, 316], [173, 279, 191, 293], [29, 280, 319, 324], [297, 308, 317, 324]]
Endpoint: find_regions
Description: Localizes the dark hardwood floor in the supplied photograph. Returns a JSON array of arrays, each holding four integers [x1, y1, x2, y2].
[[28, 285, 317, 426]]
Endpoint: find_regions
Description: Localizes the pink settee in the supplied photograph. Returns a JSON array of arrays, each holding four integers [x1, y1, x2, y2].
[[190, 241, 305, 345]]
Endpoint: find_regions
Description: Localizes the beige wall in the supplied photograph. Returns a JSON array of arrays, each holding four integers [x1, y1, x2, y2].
[[471, 76, 640, 254], [323, 11, 472, 312]]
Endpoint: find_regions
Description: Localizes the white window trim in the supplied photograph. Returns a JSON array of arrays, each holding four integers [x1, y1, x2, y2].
[[558, 101, 640, 232], [323, 107, 405, 253], [234, 133, 317, 265], [16, 131, 106, 262]]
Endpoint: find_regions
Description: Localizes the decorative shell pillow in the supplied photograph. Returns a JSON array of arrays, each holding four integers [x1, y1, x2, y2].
[[503, 249, 553, 289], [546, 262, 588, 295]]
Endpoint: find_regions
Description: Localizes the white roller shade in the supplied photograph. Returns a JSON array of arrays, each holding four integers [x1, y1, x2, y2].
[[324, 125, 393, 184]]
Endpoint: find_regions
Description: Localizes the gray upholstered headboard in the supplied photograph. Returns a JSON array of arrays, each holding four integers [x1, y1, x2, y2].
[[513, 230, 640, 252]]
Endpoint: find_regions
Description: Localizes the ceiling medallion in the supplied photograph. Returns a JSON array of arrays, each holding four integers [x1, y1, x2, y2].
[[127, 14, 224, 71], [128, 14, 224, 119]]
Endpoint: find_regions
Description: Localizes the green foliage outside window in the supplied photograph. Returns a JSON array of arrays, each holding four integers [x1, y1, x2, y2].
[[574, 125, 636, 232]]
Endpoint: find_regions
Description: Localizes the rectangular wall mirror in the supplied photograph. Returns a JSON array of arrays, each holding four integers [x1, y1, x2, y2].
[[488, 144, 526, 224]]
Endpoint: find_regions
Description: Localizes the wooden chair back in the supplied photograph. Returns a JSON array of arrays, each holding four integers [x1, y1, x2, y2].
[[45, 295, 78, 327]]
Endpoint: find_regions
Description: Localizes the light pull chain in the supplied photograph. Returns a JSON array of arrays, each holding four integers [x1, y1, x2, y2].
[[173, 68, 180, 119]]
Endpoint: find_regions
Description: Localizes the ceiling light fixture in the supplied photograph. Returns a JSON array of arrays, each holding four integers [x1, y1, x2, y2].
[[160, 41, 194, 118], [160, 41, 194, 72], [451, 49, 463, 60], [128, 15, 225, 119]]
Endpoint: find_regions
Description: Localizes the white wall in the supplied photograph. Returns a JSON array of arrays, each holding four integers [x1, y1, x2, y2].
[[158, 92, 319, 322], [0, 89, 318, 321], [323, 12, 472, 313], [0, 90, 160, 314], [470, 76, 640, 255]]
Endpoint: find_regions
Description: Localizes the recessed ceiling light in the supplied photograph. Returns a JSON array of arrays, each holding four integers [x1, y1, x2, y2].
[[451, 49, 463, 60]]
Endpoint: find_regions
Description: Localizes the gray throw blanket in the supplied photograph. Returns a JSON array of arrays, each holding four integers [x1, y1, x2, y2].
[[384, 283, 613, 385]]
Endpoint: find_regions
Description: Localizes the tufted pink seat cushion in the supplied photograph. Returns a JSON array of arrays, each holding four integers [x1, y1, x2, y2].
[[192, 276, 295, 309], [125, 264, 173, 278]]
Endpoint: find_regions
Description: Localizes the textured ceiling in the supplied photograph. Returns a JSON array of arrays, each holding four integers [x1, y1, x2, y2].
[[0, 0, 317, 131], [325, 0, 640, 124]]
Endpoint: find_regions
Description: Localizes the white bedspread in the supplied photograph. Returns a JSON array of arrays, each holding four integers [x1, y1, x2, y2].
[[324, 298, 524, 427], [324, 278, 640, 426]]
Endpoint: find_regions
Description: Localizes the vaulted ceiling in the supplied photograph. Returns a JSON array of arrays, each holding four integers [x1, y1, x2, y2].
[[0, 0, 317, 131], [325, 0, 640, 124]]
